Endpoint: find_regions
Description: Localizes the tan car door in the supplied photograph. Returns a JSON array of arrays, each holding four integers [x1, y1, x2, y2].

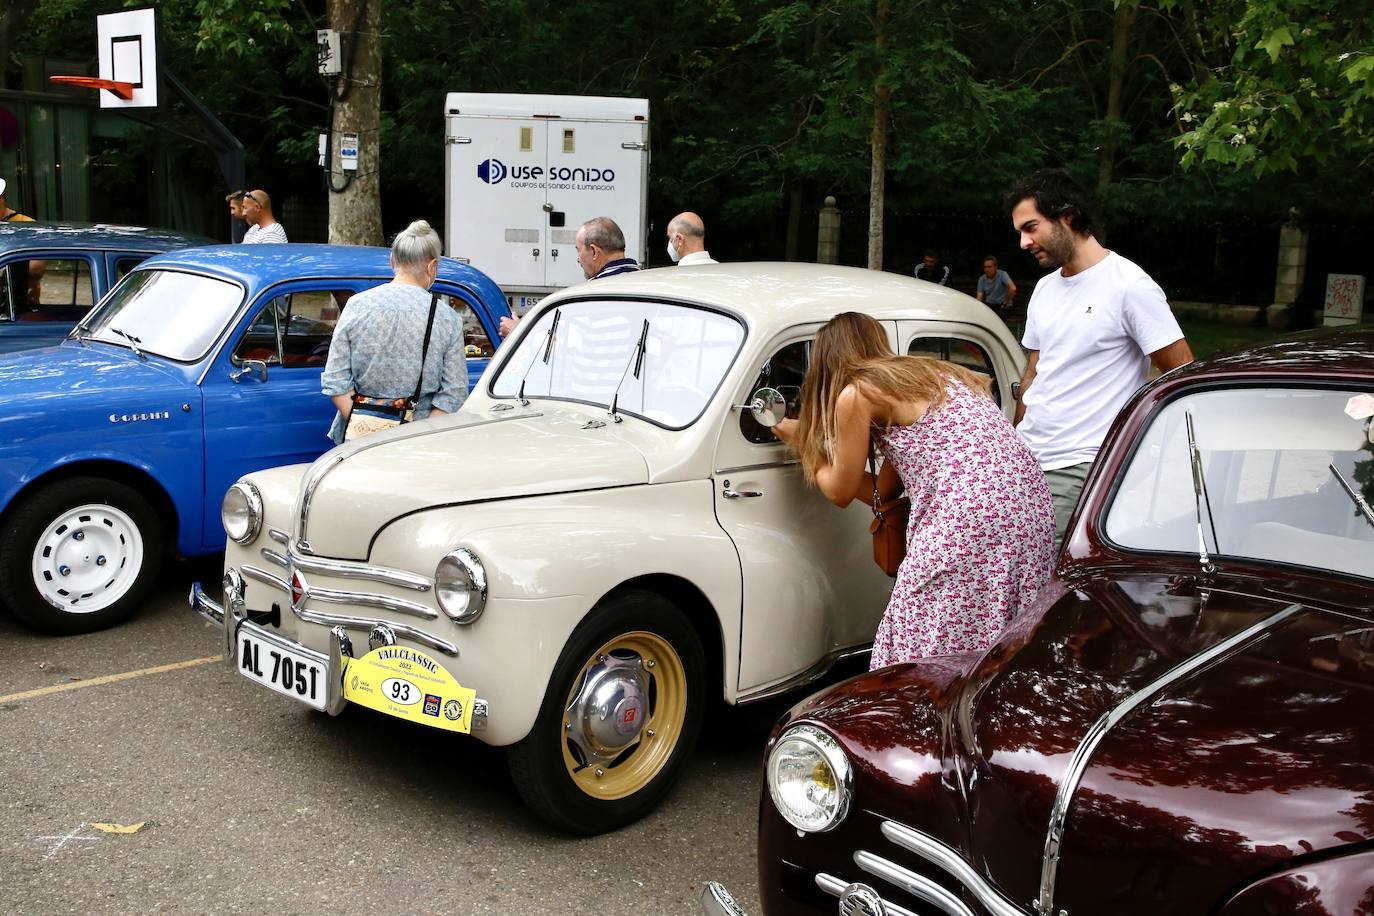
[[713, 324, 896, 697]]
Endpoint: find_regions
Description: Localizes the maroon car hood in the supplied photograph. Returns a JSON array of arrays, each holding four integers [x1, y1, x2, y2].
[[794, 572, 1374, 915]]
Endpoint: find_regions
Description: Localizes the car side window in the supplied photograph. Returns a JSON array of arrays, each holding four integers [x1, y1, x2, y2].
[[741, 339, 810, 444], [114, 256, 146, 281], [908, 336, 1001, 406], [9, 258, 95, 322], [234, 290, 346, 368], [442, 295, 496, 358]]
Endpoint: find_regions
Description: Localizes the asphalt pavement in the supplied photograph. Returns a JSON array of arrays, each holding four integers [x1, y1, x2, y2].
[[0, 556, 830, 915]]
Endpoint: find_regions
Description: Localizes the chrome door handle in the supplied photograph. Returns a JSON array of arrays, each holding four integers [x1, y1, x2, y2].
[[722, 488, 762, 499]]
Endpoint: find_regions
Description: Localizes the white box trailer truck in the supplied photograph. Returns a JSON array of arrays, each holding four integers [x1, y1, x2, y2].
[[443, 92, 650, 312]]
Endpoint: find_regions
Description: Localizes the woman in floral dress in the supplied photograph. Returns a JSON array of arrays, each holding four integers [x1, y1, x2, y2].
[[774, 312, 1055, 668]]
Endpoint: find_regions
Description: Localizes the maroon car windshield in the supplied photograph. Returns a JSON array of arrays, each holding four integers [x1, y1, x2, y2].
[[1105, 386, 1374, 580]]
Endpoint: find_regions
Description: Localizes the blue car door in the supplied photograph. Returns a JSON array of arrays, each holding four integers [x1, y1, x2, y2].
[[0, 252, 99, 354], [199, 281, 371, 549], [431, 280, 503, 392]]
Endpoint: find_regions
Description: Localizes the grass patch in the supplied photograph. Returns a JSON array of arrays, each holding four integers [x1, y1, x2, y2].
[[1178, 319, 1287, 360]]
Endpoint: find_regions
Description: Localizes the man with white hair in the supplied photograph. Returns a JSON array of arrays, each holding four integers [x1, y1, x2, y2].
[[665, 211, 716, 265]]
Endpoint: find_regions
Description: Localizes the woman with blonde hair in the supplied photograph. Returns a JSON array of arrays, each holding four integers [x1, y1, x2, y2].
[[774, 312, 1055, 667]]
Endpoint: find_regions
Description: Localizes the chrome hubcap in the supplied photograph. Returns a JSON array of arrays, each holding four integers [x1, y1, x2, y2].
[[31, 503, 143, 614], [565, 652, 649, 769]]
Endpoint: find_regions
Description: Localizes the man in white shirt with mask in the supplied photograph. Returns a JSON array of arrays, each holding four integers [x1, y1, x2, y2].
[[665, 212, 717, 266], [1008, 169, 1193, 546]]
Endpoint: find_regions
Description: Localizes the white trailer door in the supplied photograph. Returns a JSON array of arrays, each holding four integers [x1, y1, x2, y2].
[[446, 115, 549, 290], [540, 118, 648, 288]]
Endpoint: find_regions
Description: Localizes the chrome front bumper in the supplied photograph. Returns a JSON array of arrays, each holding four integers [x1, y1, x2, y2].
[[701, 883, 748, 916]]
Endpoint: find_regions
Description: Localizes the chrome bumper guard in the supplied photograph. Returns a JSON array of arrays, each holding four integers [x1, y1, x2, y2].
[[701, 883, 748, 916], [188, 566, 486, 730]]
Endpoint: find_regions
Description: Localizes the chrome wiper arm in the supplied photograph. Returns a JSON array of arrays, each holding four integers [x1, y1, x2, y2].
[[608, 318, 650, 424], [516, 307, 560, 407], [109, 327, 145, 360], [1328, 463, 1374, 531], [1185, 410, 1218, 573]]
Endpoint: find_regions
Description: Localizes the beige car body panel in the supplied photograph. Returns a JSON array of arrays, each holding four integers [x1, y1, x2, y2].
[[219, 263, 1026, 747]]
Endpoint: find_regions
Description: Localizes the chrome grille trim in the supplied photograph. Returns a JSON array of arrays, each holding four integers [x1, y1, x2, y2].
[[305, 586, 438, 620], [260, 548, 288, 568], [268, 528, 289, 545], [814, 873, 918, 916], [854, 850, 977, 916], [880, 822, 1025, 916], [288, 550, 432, 591], [1034, 602, 1303, 916], [242, 564, 289, 592]]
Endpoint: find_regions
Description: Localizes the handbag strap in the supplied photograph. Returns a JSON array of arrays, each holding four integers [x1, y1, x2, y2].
[[411, 293, 439, 405], [869, 435, 883, 519]]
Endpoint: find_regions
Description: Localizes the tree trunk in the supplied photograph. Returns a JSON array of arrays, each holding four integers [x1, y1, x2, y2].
[[867, 0, 890, 271], [328, 0, 383, 246], [1097, 2, 1135, 198]]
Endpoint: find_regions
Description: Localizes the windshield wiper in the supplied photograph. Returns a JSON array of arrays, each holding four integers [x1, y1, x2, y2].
[[1185, 410, 1218, 574], [608, 319, 651, 424], [1328, 463, 1374, 531], [516, 307, 560, 407], [109, 327, 145, 360]]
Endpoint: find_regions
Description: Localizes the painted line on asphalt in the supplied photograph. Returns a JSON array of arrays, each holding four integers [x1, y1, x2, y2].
[[0, 656, 220, 705]]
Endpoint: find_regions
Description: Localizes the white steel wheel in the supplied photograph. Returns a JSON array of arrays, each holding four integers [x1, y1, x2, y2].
[[0, 477, 163, 635], [31, 503, 145, 615]]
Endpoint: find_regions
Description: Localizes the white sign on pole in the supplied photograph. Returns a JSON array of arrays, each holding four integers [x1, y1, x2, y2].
[[1323, 274, 1366, 327], [340, 133, 359, 172]]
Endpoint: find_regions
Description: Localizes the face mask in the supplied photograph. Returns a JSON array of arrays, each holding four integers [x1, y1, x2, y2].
[[667, 239, 681, 263]]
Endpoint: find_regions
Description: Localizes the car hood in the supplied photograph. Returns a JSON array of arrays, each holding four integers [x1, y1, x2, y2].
[[291, 406, 651, 560], [0, 341, 186, 397], [788, 573, 1374, 916]]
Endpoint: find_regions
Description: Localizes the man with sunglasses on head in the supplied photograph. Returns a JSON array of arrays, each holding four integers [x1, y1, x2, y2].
[[240, 189, 288, 244]]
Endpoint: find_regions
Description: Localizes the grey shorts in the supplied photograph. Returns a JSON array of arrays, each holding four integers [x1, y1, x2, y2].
[[1044, 462, 1093, 546]]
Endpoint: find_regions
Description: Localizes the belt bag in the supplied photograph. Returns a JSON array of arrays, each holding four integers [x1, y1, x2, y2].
[[868, 439, 911, 577], [344, 294, 438, 442]]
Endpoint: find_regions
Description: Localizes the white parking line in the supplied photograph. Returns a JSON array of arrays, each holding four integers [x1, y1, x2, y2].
[[0, 656, 219, 706]]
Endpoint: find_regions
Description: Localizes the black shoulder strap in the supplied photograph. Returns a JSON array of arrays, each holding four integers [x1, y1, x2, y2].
[[412, 293, 439, 404]]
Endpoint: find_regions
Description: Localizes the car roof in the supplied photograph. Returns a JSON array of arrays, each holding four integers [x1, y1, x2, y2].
[[547, 262, 1002, 328], [0, 221, 213, 253], [136, 243, 499, 291], [1173, 324, 1374, 381]]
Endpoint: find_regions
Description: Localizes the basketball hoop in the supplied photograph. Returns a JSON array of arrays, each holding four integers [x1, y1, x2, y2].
[[49, 75, 137, 101]]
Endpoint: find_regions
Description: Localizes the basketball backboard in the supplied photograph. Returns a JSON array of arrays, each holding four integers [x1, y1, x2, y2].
[[96, 7, 158, 109]]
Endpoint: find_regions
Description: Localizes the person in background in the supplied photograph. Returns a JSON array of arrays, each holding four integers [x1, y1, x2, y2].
[[224, 190, 248, 242], [1, 177, 43, 305], [773, 312, 1054, 668], [0, 178, 33, 222], [665, 212, 717, 265], [499, 216, 638, 338], [975, 255, 1017, 315], [1007, 168, 1193, 545], [241, 189, 288, 244], [321, 220, 467, 443], [914, 249, 950, 285]]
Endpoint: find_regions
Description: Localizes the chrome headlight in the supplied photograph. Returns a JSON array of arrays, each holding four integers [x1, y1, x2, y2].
[[767, 724, 851, 833], [435, 548, 487, 624], [222, 482, 262, 545]]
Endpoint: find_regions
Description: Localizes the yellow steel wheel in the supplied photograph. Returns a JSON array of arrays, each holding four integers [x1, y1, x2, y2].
[[560, 630, 688, 800]]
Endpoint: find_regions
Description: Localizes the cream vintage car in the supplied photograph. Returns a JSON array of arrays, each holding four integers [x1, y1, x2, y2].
[[190, 263, 1026, 834]]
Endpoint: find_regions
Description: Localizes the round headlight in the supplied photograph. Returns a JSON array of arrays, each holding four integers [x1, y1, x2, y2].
[[767, 724, 851, 833], [222, 482, 262, 545], [435, 548, 487, 624]]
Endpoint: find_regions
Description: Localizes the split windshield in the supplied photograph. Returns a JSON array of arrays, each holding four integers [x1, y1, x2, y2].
[[1105, 387, 1374, 580], [76, 268, 244, 362], [490, 299, 746, 429]]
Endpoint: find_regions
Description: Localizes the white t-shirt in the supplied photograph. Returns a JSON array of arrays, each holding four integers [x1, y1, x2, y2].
[[1019, 251, 1182, 470]]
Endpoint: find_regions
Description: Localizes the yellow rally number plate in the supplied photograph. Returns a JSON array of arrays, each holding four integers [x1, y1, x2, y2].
[[342, 646, 476, 734]]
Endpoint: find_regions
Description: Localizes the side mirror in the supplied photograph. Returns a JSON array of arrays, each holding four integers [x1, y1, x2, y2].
[[735, 387, 787, 428], [231, 359, 269, 383]]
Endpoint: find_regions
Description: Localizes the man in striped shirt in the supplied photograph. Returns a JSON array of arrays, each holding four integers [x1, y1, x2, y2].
[[241, 189, 289, 244]]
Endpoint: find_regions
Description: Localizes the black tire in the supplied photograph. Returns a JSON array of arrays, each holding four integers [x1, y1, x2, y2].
[[0, 477, 164, 635], [507, 589, 706, 835]]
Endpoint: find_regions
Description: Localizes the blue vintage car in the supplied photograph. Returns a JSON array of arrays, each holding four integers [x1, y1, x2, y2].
[[0, 244, 509, 634], [0, 222, 213, 354]]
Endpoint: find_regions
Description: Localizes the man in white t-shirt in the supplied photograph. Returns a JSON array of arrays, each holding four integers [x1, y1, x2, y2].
[[1008, 169, 1193, 546]]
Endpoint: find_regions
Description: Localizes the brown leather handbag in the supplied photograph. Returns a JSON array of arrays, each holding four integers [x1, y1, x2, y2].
[[868, 440, 910, 577]]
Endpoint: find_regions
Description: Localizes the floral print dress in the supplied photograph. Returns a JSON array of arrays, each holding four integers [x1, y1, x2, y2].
[[870, 380, 1056, 667]]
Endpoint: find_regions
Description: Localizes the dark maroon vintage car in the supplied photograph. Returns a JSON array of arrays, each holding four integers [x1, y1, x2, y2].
[[706, 327, 1374, 916]]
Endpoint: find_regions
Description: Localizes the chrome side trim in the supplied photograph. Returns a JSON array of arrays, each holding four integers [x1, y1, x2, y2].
[[814, 873, 918, 916], [242, 564, 289, 593], [880, 823, 1025, 916], [713, 458, 799, 476], [268, 528, 289, 545], [854, 851, 977, 916], [288, 550, 431, 591], [296, 412, 542, 552], [260, 547, 288, 568], [736, 644, 870, 703], [305, 586, 438, 621], [1035, 602, 1303, 916]]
